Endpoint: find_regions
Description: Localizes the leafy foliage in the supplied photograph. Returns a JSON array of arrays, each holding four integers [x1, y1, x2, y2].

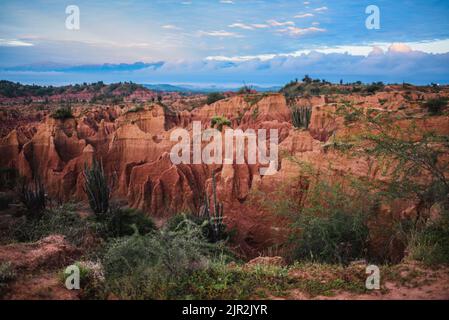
[[292, 179, 372, 264], [211, 116, 231, 131], [51, 106, 74, 120], [100, 206, 156, 238]]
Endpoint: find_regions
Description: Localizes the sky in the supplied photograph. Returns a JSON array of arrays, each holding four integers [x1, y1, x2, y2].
[[1, 0, 449, 86]]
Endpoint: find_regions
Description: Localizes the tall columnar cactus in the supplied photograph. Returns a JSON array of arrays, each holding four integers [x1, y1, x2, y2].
[[292, 106, 312, 129], [19, 177, 46, 218], [199, 171, 225, 242], [83, 159, 110, 217]]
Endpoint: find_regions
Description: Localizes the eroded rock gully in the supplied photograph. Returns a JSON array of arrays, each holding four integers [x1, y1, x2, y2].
[[1, 92, 448, 256]]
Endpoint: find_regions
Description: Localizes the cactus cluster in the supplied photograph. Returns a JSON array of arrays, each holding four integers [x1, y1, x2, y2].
[[84, 159, 110, 217], [292, 106, 312, 129], [19, 177, 46, 218], [199, 170, 225, 242]]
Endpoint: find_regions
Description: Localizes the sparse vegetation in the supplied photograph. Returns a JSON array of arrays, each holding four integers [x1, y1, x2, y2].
[[0, 262, 16, 297], [206, 92, 225, 105], [9, 203, 91, 246], [291, 106, 312, 129], [424, 97, 448, 115], [211, 115, 231, 131], [126, 105, 145, 114], [19, 177, 46, 219], [100, 206, 156, 238], [51, 106, 74, 120], [84, 159, 111, 217]]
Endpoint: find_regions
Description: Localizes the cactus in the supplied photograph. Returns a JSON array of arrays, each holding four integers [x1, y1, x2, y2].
[[19, 177, 46, 218], [199, 170, 225, 242], [292, 106, 312, 129], [83, 159, 110, 217]]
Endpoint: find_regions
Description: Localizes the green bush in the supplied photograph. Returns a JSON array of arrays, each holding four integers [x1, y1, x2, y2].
[[424, 98, 448, 115], [206, 92, 225, 105], [51, 106, 74, 120], [292, 181, 372, 264], [102, 221, 212, 299], [407, 209, 449, 265], [101, 207, 156, 238], [211, 116, 231, 131], [11, 204, 91, 246]]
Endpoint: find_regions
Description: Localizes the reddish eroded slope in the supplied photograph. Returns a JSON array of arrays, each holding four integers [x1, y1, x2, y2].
[[1, 89, 448, 256]]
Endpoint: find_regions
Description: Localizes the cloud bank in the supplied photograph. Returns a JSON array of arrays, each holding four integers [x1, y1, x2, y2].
[[1, 44, 449, 85]]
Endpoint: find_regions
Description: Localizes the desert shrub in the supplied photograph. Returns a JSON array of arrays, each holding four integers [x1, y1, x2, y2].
[[0, 193, 13, 210], [211, 116, 231, 131], [291, 106, 312, 129], [364, 82, 384, 94], [206, 92, 225, 105], [102, 221, 214, 299], [406, 209, 449, 265], [11, 204, 92, 246], [84, 159, 110, 217], [100, 207, 156, 238], [292, 181, 371, 264], [19, 178, 46, 219], [51, 106, 74, 120], [165, 212, 230, 246], [0, 262, 16, 297], [238, 84, 254, 94], [424, 98, 447, 115]]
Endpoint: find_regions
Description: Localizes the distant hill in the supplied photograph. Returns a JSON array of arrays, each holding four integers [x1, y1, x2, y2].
[[143, 84, 281, 93]]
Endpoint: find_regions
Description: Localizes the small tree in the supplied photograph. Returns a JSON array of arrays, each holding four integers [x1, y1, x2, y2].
[[84, 159, 110, 218]]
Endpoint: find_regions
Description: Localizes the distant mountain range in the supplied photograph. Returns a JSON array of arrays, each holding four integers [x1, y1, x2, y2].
[[142, 84, 281, 93]]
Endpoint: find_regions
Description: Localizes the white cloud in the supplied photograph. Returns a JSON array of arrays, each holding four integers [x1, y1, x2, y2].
[[229, 23, 254, 30], [314, 6, 328, 12], [294, 13, 314, 18], [220, 0, 234, 3], [277, 26, 325, 36], [162, 25, 182, 30], [229, 23, 269, 30], [198, 30, 243, 37], [267, 20, 295, 27], [0, 39, 34, 47]]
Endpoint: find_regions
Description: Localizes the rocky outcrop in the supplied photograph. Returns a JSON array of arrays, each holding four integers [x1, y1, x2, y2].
[[1, 90, 448, 255]]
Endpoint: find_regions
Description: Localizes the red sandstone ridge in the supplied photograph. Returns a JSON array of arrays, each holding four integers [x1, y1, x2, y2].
[[1, 87, 448, 255]]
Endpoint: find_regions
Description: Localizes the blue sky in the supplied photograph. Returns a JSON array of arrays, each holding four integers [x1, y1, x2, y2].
[[1, 0, 449, 85]]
